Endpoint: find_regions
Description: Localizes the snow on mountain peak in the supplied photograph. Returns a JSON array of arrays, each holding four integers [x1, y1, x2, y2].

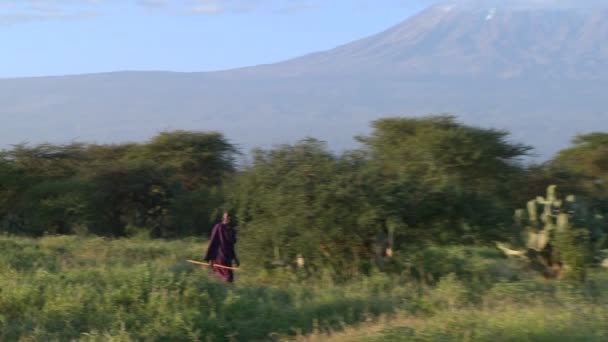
[[485, 8, 496, 20]]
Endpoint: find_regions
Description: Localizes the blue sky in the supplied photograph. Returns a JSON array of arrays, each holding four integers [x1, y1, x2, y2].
[[0, 0, 434, 78]]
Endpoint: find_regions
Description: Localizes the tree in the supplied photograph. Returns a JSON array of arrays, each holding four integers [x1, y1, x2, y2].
[[0, 154, 26, 233], [85, 160, 171, 237], [551, 133, 608, 200], [0, 145, 90, 235], [229, 139, 381, 277], [8, 179, 90, 236], [548, 133, 608, 246], [357, 115, 530, 245], [6, 143, 88, 179], [142, 131, 238, 191]]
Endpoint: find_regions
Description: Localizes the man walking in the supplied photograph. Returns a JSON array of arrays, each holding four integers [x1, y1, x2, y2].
[[203, 212, 240, 283]]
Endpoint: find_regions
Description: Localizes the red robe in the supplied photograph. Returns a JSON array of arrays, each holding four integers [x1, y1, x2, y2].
[[203, 223, 237, 282]]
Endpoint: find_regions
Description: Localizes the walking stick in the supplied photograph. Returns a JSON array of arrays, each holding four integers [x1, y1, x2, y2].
[[186, 259, 240, 270]]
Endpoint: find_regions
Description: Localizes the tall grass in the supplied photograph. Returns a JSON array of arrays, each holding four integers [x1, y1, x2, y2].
[[0, 236, 409, 341], [304, 273, 608, 342], [1, 235, 606, 341]]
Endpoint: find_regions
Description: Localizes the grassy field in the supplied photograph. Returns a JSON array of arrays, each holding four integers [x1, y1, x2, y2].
[[1, 235, 607, 341]]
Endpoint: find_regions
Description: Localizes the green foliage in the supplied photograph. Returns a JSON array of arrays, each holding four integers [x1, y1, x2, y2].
[[554, 227, 592, 281], [357, 115, 530, 193], [226, 117, 532, 278], [400, 246, 522, 285], [6, 143, 88, 179], [423, 273, 468, 311], [553, 133, 608, 184], [370, 304, 608, 342], [143, 130, 238, 190], [0, 157, 26, 227], [85, 159, 171, 236], [549, 133, 608, 240], [0, 120, 606, 291], [0, 131, 238, 237], [0, 236, 607, 341], [357, 115, 529, 245], [0, 236, 408, 341], [229, 139, 380, 278], [168, 187, 225, 236], [9, 179, 90, 236]]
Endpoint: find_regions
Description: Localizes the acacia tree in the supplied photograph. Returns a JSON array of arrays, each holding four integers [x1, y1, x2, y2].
[[142, 131, 238, 191], [0, 144, 91, 235], [357, 115, 530, 245], [549, 133, 608, 244], [551, 133, 608, 200], [146, 131, 238, 236], [82, 131, 238, 237], [0, 153, 27, 233], [0, 131, 239, 237]]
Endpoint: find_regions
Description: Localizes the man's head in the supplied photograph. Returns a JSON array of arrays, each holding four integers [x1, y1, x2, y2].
[[222, 212, 231, 224]]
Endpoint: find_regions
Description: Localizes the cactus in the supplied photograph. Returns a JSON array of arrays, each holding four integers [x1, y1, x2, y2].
[[522, 185, 564, 252], [501, 185, 600, 279]]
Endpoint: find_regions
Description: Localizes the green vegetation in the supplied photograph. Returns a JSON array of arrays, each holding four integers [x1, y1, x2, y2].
[[1, 235, 607, 341], [1, 116, 607, 340]]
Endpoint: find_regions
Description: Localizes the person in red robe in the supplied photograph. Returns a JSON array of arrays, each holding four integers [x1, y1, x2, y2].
[[203, 212, 239, 283]]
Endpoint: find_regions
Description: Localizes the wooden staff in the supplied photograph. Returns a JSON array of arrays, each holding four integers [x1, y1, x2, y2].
[[186, 260, 240, 270]]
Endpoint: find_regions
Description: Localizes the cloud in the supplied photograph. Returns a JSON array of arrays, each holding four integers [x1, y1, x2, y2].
[[272, 0, 327, 14], [137, 0, 328, 16], [0, 11, 98, 25], [136, 0, 167, 8], [442, 0, 608, 10], [0, 0, 438, 24], [0, 0, 105, 24]]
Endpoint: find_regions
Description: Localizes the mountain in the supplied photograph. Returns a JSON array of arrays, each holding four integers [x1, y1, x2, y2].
[[1, 0, 607, 159], [222, 0, 608, 80]]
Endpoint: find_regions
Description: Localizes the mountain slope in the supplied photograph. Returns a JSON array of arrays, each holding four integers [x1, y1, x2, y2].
[[219, 1, 608, 80]]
